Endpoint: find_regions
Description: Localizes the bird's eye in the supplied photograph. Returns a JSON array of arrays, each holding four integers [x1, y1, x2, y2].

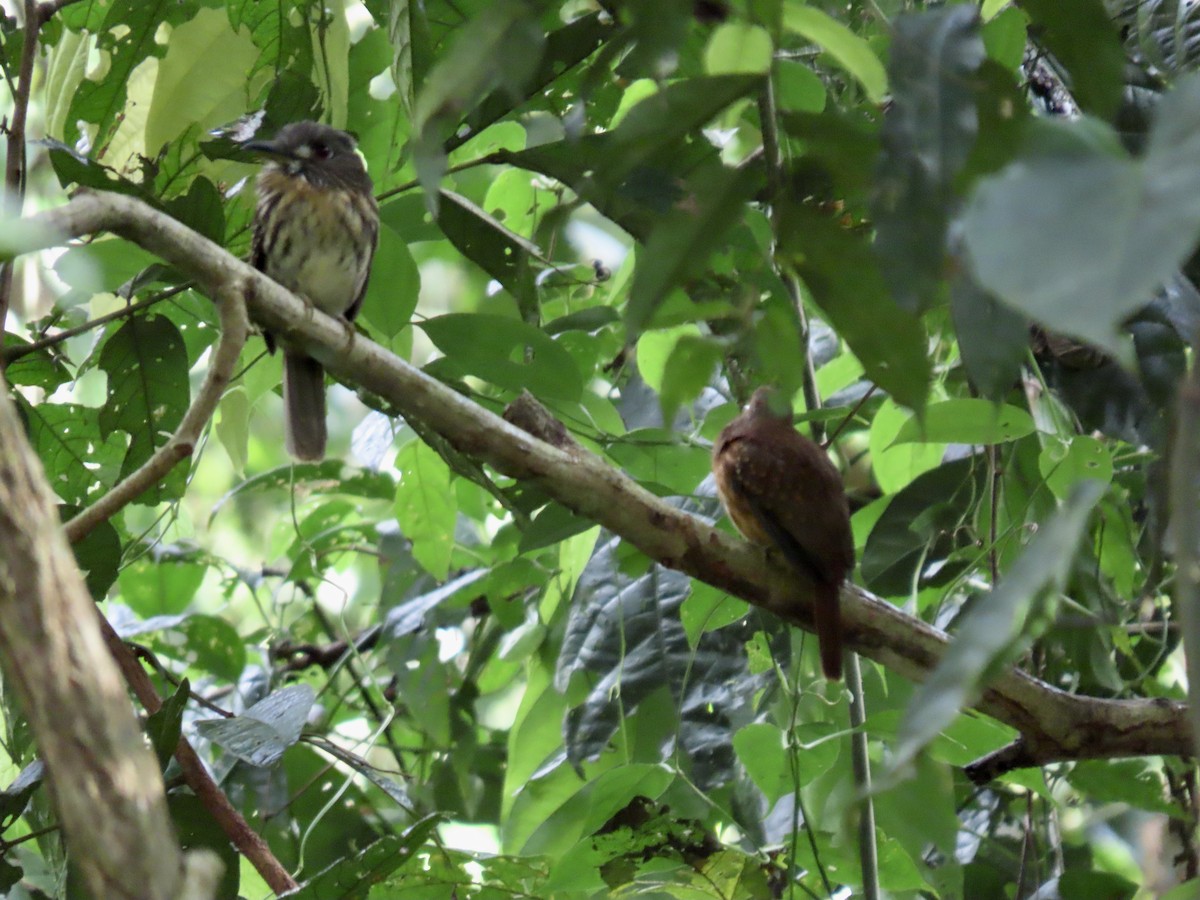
[[312, 142, 332, 160]]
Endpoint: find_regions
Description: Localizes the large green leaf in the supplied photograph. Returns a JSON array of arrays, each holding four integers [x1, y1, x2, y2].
[[501, 75, 762, 240], [873, 6, 984, 312], [964, 75, 1200, 356], [950, 268, 1028, 400], [861, 456, 983, 596], [778, 205, 931, 410], [143, 7, 259, 153], [783, 2, 888, 101], [892, 399, 1034, 445], [412, 0, 546, 199], [393, 438, 457, 579], [97, 315, 190, 503], [65, 0, 181, 146], [358, 224, 420, 340], [437, 189, 538, 317]]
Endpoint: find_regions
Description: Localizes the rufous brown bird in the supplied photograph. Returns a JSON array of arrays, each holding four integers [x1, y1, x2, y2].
[[712, 387, 854, 679], [247, 121, 379, 461]]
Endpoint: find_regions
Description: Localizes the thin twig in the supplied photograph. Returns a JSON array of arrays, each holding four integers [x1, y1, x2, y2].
[[2, 287, 185, 363], [845, 653, 879, 900]]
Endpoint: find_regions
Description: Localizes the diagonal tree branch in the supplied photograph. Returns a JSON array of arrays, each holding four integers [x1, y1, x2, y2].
[[6, 189, 1192, 778]]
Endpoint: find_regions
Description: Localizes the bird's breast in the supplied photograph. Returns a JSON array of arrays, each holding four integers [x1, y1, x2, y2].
[[257, 174, 375, 315]]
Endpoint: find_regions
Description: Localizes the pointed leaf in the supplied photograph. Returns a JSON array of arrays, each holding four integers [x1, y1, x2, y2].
[[891, 399, 1034, 445], [964, 76, 1200, 356], [778, 205, 931, 410], [783, 2, 888, 102]]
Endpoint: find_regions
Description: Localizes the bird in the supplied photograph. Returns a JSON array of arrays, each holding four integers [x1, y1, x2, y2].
[[246, 120, 379, 461], [712, 387, 854, 679]]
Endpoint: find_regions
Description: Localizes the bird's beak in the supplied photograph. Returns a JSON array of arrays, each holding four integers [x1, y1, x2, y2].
[[243, 138, 294, 161]]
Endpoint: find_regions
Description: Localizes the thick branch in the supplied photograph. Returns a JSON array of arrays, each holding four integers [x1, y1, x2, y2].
[[10, 190, 1193, 773], [0, 375, 199, 898]]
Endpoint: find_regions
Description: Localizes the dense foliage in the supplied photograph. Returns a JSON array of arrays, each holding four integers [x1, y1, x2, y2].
[[3, 0, 1200, 897]]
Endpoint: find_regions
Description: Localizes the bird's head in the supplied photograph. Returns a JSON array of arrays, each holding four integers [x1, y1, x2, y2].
[[244, 121, 371, 193]]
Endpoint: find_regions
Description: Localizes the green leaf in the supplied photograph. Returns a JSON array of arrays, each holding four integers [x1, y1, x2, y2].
[[775, 59, 827, 113], [872, 6, 984, 312], [1016, 0, 1124, 119], [1067, 759, 1176, 816], [167, 794, 240, 899], [210, 462, 395, 520], [43, 139, 157, 201], [98, 315, 190, 503], [964, 75, 1200, 356], [778, 205, 931, 411], [179, 615, 246, 682], [437, 189, 537, 316], [982, 5, 1028, 70], [65, 0, 179, 146], [891, 481, 1105, 770], [394, 438, 456, 579], [161, 176, 225, 244], [1058, 870, 1140, 900], [658, 335, 722, 422], [53, 238, 160, 294], [144, 7, 259, 154], [24, 403, 120, 506], [145, 679, 188, 768], [68, 510, 122, 600], [468, 10, 613, 136], [783, 2, 888, 102], [500, 75, 762, 240], [520, 503, 595, 554], [626, 165, 760, 335], [861, 456, 981, 595], [118, 556, 206, 617], [733, 723, 790, 803], [679, 583, 749, 645], [359, 224, 420, 339], [607, 428, 713, 496], [1038, 434, 1113, 500], [892, 399, 1035, 445], [3, 334, 71, 392], [704, 23, 773, 75], [413, 0, 545, 199], [950, 271, 1028, 400], [419, 313, 583, 402]]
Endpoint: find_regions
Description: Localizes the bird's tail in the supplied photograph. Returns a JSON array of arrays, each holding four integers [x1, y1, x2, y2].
[[815, 579, 843, 680], [283, 352, 327, 461]]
